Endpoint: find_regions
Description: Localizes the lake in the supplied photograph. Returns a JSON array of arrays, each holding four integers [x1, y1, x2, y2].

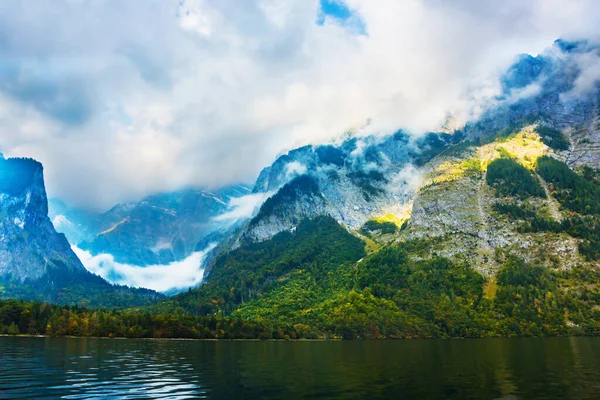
[[1, 337, 600, 399]]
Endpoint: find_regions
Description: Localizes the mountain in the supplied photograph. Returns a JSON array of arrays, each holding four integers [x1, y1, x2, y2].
[[48, 198, 99, 245], [166, 39, 600, 339], [50, 184, 252, 266], [0, 39, 598, 340], [0, 156, 162, 307], [242, 132, 447, 242], [229, 40, 600, 246]]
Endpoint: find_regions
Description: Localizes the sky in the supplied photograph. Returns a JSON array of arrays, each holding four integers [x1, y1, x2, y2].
[[1, 0, 600, 210]]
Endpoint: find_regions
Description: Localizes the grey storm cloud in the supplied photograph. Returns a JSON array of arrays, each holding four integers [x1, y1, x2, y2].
[[0, 0, 599, 210]]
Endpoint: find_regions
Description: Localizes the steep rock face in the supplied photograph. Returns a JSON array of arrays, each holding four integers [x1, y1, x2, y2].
[[243, 176, 330, 242], [0, 157, 83, 281], [563, 107, 600, 169], [399, 41, 600, 273], [402, 128, 585, 274], [243, 132, 447, 242], [466, 40, 599, 146]]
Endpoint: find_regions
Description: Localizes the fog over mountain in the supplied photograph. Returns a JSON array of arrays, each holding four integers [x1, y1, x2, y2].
[[1, 0, 599, 210]]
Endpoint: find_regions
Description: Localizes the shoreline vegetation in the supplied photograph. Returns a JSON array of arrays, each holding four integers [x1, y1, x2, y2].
[[2, 250, 600, 342], [0, 334, 338, 341], [1, 332, 598, 342]]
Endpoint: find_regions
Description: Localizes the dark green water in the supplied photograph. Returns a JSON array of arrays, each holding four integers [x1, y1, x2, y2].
[[1, 337, 600, 399]]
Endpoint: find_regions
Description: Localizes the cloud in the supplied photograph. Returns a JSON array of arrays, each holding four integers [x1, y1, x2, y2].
[[506, 82, 544, 105], [561, 50, 600, 101], [285, 161, 308, 179], [213, 192, 274, 223], [72, 244, 216, 293], [0, 0, 599, 209], [388, 164, 424, 194]]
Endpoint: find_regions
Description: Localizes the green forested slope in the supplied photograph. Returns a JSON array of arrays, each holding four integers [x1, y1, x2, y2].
[[2, 154, 600, 339], [174, 216, 366, 315], [3, 241, 599, 339]]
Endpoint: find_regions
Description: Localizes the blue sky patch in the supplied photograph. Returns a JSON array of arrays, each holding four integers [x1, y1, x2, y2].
[[317, 0, 366, 34]]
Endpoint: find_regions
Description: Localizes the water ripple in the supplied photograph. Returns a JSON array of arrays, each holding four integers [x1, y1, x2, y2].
[[2, 337, 600, 400]]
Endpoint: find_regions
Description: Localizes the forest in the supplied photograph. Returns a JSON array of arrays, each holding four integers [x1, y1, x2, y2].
[[536, 156, 600, 215], [2, 248, 599, 339], [486, 158, 546, 199], [2, 156, 599, 340], [0, 265, 162, 308]]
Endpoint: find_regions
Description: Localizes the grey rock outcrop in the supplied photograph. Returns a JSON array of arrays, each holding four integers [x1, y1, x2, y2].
[[0, 158, 85, 281]]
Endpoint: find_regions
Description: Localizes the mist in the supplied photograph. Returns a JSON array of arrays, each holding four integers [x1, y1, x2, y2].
[[72, 245, 216, 293]]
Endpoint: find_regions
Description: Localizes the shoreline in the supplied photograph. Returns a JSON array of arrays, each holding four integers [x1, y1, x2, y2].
[[1, 333, 596, 342], [0, 333, 340, 341]]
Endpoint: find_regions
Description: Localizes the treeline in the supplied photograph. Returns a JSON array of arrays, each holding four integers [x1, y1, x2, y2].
[[176, 216, 366, 316], [173, 213, 600, 340], [535, 126, 569, 151], [0, 300, 281, 339], [361, 219, 398, 236], [523, 216, 599, 261], [3, 246, 598, 340], [2, 243, 600, 339], [0, 265, 163, 309], [493, 202, 600, 261], [486, 158, 546, 199], [344, 247, 600, 339]]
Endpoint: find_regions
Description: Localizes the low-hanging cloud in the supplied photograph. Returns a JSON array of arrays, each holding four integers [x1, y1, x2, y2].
[[72, 245, 216, 293], [213, 192, 274, 223], [1, 0, 600, 209], [561, 50, 600, 101]]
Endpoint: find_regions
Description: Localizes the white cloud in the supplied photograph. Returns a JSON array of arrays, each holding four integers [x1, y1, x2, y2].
[[0, 0, 599, 209], [389, 164, 424, 193], [561, 50, 600, 101], [285, 161, 308, 179], [213, 192, 274, 223], [72, 244, 216, 293], [507, 82, 544, 105]]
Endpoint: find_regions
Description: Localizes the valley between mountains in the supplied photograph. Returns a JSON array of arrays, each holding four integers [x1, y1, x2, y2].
[[1, 39, 599, 339]]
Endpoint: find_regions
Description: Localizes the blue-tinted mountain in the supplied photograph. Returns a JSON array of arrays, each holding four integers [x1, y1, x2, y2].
[[51, 184, 252, 266], [0, 155, 162, 307]]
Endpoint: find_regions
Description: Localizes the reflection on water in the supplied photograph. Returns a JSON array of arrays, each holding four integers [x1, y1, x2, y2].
[[1, 336, 600, 399]]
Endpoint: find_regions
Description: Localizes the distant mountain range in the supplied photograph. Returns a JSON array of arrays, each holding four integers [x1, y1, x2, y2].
[[49, 184, 252, 266]]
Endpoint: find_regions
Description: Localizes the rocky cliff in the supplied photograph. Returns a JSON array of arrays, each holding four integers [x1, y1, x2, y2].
[[0, 156, 161, 306], [0, 157, 83, 281], [242, 132, 447, 242], [232, 39, 600, 254]]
